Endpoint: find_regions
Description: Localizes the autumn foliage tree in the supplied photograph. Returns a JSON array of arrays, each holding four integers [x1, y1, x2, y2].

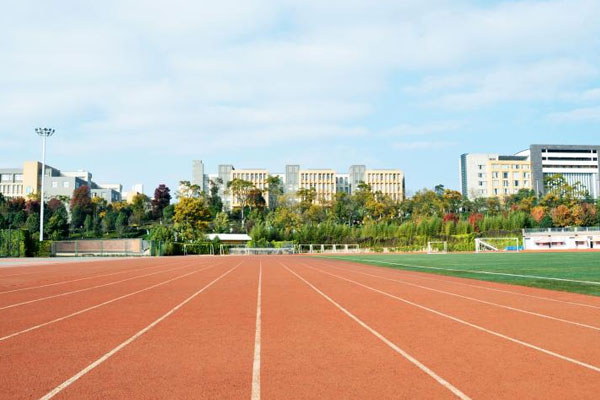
[[151, 184, 171, 219]]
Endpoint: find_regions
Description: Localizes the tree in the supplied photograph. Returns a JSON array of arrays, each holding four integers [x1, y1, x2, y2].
[[551, 205, 573, 227], [530, 206, 546, 224], [115, 212, 129, 236], [70, 186, 93, 229], [227, 178, 255, 224], [212, 212, 230, 233], [25, 213, 40, 234], [130, 193, 150, 226], [45, 206, 69, 240], [266, 175, 284, 209], [208, 178, 223, 216], [151, 184, 171, 219], [296, 187, 317, 210], [84, 215, 93, 234], [173, 196, 212, 240]]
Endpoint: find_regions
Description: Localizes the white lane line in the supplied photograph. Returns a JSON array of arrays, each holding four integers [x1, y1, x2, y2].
[[38, 263, 241, 400], [281, 262, 471, 400], [303, 263, 600, 374], [0, 262, 198, 311], [251, 261, 262, 400], [354, 258, 600, 286], [0, 262, 222, 342], [0, 259, 182, 295], [315, 261, 600, 332], [327, 258, 600, 310]]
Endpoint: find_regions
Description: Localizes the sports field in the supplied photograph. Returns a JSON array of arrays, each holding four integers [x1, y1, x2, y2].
[[1, 255, 600, 399], [326, 252, 600, 296]]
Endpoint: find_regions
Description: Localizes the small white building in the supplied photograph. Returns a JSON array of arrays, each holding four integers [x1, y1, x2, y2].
[[523, 228, 600, 251], [205, 233, 251, 245]]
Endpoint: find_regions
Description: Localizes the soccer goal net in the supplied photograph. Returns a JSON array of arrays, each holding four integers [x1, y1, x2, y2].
[[427, 241, 448, 254], [296, 244, 360, 254], [475, 237, 520, 253]]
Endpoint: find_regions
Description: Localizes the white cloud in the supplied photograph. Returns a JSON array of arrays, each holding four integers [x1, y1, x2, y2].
[[549, 106, 600, 122], [1, 0, 600, 190], [382, 121, 462, 137], [393, 141, 456, 150]]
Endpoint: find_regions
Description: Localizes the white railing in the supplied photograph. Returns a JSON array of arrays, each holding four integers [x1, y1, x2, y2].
[[523, 227, 600, 234]]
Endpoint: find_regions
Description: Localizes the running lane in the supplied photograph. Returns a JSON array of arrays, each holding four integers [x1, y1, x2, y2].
[[262, 257, 461, 399], [0, 258, 231, 399], [284, 257, 600, 399], [0, 258, 219, 340], [57, 258, 258, 399], [0, 257, 180, 293]]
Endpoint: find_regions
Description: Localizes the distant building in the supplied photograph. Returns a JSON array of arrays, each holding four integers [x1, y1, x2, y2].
[[123, 184, 144, 203], [186, 161, 405, 209], [460, 144, 600, 200], [526, 144, 600, 198], [0, 161, 122, 203], [460, 153, 532, 200]]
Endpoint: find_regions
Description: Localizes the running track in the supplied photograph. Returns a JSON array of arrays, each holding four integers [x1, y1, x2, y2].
[[1, 256, 599, 399]]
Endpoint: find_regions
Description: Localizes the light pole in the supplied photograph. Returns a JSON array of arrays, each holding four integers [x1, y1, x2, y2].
[[35, 128, 55, 242]]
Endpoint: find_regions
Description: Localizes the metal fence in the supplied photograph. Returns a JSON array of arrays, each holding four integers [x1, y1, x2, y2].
[[0, 229, 25, 258]]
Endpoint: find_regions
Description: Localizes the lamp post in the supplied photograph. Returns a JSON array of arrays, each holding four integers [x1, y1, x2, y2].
[[35, 128, 55, 242]]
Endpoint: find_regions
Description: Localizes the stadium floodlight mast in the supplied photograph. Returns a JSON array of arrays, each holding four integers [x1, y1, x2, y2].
[[35, 127, 55, 242]]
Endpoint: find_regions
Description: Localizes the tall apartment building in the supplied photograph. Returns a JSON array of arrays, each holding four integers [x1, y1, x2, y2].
[[460, 144, 600, 200], [0, 161, 122, 203]]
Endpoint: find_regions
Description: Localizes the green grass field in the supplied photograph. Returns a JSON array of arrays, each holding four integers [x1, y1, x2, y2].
[[323, 252, 600, 297]]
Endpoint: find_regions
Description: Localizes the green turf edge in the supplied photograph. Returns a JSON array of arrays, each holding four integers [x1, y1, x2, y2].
[[317, 254, 600, 298]]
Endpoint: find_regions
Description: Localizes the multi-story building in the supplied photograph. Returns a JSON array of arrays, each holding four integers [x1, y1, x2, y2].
[[364, 169, 405, 202], [298, 169, 337, 203], [460, 144, 600, 200], [187, 161, 405, 208], [0, 161, 122, 203], [191, 160, 207, 192], [524, 144, 600, 198], [230, 169, 270, 207], [460, 153, 532, 199]]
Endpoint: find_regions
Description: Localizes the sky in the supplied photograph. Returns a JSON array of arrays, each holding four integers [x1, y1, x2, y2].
[[1, 0, 599, 197]]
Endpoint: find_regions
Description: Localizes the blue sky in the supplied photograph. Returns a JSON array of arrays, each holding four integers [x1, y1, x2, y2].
[[1, 0, 599, 196]]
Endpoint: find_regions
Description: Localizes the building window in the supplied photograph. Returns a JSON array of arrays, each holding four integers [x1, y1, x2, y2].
[[503, 172, 508, 179], [52, 181, 58, 188], [15, 174, 23, 181], [63, 182, 70, 188], [514, 180, 520, 187]]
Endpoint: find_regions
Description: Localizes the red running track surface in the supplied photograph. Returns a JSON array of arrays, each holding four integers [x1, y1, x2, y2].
[[1, 255, 599, 399]]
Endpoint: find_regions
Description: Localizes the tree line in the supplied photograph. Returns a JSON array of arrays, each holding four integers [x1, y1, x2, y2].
[[1, 173, 599, 254]]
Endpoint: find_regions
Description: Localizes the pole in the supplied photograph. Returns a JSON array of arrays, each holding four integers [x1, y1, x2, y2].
[[36, 128, 54, 242], [39, 135, 47, 242]]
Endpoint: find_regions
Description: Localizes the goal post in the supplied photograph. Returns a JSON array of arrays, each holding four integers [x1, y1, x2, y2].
[[427, 241, 448, 254], [475, 237, 520, 253]]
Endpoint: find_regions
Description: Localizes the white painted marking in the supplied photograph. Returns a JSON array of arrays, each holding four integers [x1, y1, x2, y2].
[[0, 259, 182, 294], [281, 262, 471, 400], [0, 262, 197, 311], [355, 258, 600, 286], [304, 263, 600, 374], [38, 263, 240, 400], [0, 263, 221, 342], [315, 261, 600, 332], [251, 261, 262, 400]]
